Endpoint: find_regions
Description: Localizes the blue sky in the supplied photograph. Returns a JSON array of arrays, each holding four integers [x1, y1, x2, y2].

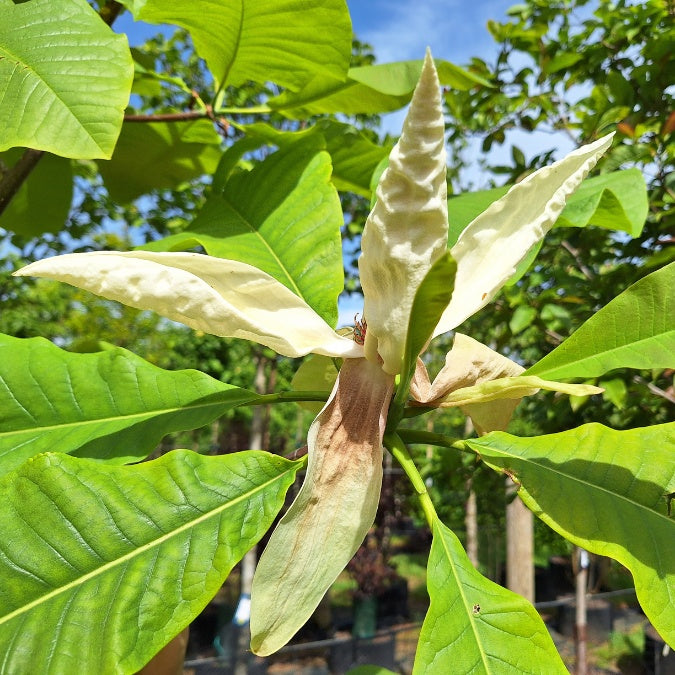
[[347, 0, 515, 65]]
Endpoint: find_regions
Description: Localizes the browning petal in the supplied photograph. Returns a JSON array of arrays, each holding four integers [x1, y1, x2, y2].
[[250, 358, 395, 656]]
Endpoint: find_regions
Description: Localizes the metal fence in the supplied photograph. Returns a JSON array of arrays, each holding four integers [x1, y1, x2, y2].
[[183, 587, 674, 675]]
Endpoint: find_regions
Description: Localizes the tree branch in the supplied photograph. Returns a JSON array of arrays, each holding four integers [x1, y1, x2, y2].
[[561, 239, 594, 280], [0, 149, 44, 218], [632, 374, 675, 405], [124, 105, 230, 136], [98, 1, 124, 27], [124, 111, 210, 123]]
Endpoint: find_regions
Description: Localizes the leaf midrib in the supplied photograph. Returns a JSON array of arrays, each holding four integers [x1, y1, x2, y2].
[[530, 326, 674, 379], [435, 522, 491, 671], [472, 441, 673, 526], [0, 464, 296, 627], [218, 192, 304, 300], [0, 393, 255, 448]]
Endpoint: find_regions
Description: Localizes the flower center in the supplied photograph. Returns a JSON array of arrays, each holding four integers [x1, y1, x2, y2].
[[353, 313, 367, 345]]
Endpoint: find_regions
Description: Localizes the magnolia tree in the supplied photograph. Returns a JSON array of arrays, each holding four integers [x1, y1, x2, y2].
[[1, 1, 673, 673]]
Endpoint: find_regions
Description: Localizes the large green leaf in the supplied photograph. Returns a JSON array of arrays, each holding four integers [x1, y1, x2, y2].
[[0, 0, 133, 159], [238, 120, 391, 197], [526, 262, 675, 379], [0, 449, 300, 673], [269, 59, 490, 118], [142, 137, 344, 327], [122, 0, 351, 90], [467, 424, 675, 645], [0, 334, 257, 475], [554, 168, 647, 236], [414, 519, 566, 674], [447, 169, 647, 247], [98, 119, 222, 203], [0, 150, 72, 236]]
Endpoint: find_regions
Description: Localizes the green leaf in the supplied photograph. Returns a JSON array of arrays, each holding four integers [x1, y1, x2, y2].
[[269, 59, 490, 117], [0, 449, 300, 673], [142, 137, 344, 327], [448, 186, 509, 247], [126, 0, 352, 90], [0, 0, 133, 159], [99, 119, 222, 203], [526, 262, 675, 379], [466, 424, 675, 645], [447, 170, 647, 246], [290, 354, 338, 414], [555, 168, 647, 237], [600, 377, 628, 409], [0, 150, 72, 236], [414, 519, 566, 674], [399, 253, 456, 404], [509, 305, 537, 334], [545, 52, 583, 74], [0, 334, 257, 476], [238, 120, 392, 197]]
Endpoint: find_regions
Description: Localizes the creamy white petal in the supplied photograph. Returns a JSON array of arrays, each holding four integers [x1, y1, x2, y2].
[[15, 251, 363, 359], [250, 358, 395, 656], [411, 334, 525, 433], [359, 50, 448, 374], [424, 333, 525, 404], [434, 134, 614, 336]]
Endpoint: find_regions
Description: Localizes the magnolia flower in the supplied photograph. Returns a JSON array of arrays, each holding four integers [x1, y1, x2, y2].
[[16, 51, 611, 657]]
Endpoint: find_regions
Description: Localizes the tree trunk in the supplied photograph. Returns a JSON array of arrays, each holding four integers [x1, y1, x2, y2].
[[465, 485, 479, 568], [463, 418, 479, 568], [575, 547, 589, 675], [505, 478, 534, 602], [233, 352, 268, 675]]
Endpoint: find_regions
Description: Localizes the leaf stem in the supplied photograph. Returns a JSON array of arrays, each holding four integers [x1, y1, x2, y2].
[[215, 105, 273, 115], [385, 433, 437, 528], [241, 390, 329, 406], [398, 428, 466, 452]]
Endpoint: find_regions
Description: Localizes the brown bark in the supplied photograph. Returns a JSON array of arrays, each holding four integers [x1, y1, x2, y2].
[[137, 627, 189, 675], [575, 547, 589, 675], [505, 478, 534, 602]]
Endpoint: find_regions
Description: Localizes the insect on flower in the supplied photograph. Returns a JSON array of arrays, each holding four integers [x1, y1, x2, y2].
[[353, 313, 367, 345]]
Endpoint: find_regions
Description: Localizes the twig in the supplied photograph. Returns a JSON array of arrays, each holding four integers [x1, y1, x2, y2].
[[633, 374, 675, 404], [124, 111, 209, 123], [98, 0, 124, 27], [561, 240, 594, 280]]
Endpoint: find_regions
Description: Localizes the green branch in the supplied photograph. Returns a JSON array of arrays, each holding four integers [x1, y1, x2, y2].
[[385, 433, 437, 528], [398, 428, 466, 452]]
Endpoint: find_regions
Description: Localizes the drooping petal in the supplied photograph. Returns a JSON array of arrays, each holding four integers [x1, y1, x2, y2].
[[434, 134, 615, 336], [15, 251, 363, 359], [417, 333, 525, 404], [411, 334, 526, 432], [250, 358, 394, 656], [359, 49, 448, 375], [410, 334, 601, 433]]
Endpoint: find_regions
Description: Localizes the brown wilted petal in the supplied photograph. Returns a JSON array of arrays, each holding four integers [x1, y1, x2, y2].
[[250, 358, 394, 656]]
